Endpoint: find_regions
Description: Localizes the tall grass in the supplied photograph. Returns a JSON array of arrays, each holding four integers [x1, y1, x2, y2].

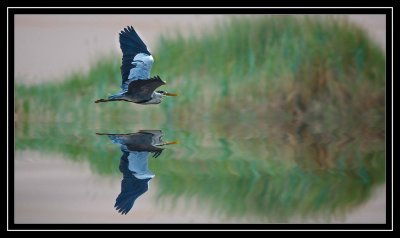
[[152, 16, 384, 134], [14, 16, 385, 221]]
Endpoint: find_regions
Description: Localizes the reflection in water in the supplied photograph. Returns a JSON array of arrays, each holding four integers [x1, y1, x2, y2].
[[96, 130, 177, 215], [14, 122, 385, 222], [151, 120, 385, 222]]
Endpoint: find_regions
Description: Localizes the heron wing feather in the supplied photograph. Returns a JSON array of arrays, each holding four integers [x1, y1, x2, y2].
[[115, 153, 150, 215], [127, 76, 165, 101], [119, 26, 153, 89]]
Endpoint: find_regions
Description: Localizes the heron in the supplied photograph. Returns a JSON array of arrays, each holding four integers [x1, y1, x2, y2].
[[97, 130, 177, 214], [95, 26, 177, 104]]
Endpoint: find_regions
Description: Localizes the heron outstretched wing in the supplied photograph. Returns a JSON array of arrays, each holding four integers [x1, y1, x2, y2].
[[115, 153, 151, 215], [114, 176, 150, 215], [127, 76, 166, 101], [119, 26, 154, 90]]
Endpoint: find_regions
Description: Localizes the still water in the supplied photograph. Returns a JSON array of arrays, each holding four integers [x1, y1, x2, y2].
[[14, 119, 385, 224]]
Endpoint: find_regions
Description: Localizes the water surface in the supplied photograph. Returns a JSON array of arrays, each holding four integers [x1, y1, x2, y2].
[[14, 120, 385, 223]]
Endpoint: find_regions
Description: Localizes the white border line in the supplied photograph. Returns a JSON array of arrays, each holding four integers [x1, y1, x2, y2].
[[7, 6, 10, 231], [6, 7, 394, 9], [391, 8, 393, 232]]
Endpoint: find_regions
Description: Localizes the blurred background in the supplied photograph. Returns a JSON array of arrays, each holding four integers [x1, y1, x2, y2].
[[14, 15, 386, 223]]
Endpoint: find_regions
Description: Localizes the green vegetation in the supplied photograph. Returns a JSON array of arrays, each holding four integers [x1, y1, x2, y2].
[[15, 16, 385, 221]]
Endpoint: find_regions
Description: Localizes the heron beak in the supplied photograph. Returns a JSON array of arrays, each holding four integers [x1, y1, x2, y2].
[[156, 141, 179, 146], [164, 93, 178, 96]]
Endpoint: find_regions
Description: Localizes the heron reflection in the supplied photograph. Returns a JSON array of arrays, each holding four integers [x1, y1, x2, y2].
[[96, 130, 177, 215]]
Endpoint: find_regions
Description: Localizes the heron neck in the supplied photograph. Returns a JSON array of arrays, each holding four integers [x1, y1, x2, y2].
[[141, 92, 162, 104]]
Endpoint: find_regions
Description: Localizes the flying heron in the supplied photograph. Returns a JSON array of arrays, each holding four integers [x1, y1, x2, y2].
[[97, 130, 177, 214], [95, 26, 177, 104]]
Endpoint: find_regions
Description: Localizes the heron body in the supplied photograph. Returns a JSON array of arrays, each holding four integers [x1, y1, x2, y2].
[[95, 26, 177, 105], [105, 130, 168, 157]]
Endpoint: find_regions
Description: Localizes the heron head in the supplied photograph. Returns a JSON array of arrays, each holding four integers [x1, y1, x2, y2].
[[144, 91, 178, 104], [153, 134, 178, 147]]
